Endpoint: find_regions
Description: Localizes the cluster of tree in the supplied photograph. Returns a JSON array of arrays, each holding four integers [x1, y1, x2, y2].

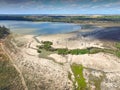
[[0, 15, 120, 23], [28, 15, 120, 23], [0, 15, 31, 21], [37, 41, 54, 52], [0, 26, 10, 38]]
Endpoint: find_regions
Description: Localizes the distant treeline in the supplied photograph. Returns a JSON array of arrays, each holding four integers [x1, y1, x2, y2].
[[0, 16, 31, 21], [0, 15, 120, 23], [0, 26, 10, 38]]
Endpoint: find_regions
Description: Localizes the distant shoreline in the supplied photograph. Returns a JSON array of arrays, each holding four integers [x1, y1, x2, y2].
[[0, 15, 119, 26]]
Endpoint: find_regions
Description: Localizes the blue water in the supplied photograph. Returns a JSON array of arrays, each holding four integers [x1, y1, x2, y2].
[[0, 21, 82, 35]]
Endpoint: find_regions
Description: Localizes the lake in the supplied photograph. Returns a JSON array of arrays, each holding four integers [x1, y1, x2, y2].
[[0, 20, 82, 35]]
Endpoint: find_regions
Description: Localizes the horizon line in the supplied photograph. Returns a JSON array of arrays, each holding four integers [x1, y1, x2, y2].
[[0, 14, 120, 16]]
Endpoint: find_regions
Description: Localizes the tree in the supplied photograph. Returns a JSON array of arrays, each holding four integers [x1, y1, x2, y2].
[[0, 26, 10, 38]]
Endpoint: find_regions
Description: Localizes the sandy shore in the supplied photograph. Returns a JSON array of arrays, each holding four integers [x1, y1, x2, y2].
[[35, 33, 104, 49], [14, 32, 120, 72], [5, 31, 120, 90]]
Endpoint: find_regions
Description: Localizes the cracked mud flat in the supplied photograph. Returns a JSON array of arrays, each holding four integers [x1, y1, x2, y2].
[[4, 32, 120, 90]]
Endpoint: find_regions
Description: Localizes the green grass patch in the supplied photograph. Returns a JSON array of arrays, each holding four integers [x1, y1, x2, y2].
[[115, 51, 120, 57], [68, 72, 72, 81], [71, 64, 87, 90], [69, 49, 89, 55], [88, 75, 104, 90], [38, 49, 55, 59], [85, 68, 106, 90], [57, 48, 69, 55], [0, 53, 24, 90], [89, 47, 103, 54], [115, 42, 120, 49]]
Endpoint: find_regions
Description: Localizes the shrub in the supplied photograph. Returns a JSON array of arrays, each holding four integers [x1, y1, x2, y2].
[[37, 49, 41, 53], [69, 49, 89, 55], [41, 41, 53, 45], [0, 26, 10, 38], [89, 48, 102, 54], [69, 49, 79, 55], [57, 48, 68, 55]]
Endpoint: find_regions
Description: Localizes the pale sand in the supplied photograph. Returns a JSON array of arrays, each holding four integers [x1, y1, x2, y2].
[[20, 33, 120, 73], [9, 32, 120, 90], [49, 53, 120, 72], [15, 33, 120, 73], [7, 34, 73, 90], [35, 33, 104, 49]]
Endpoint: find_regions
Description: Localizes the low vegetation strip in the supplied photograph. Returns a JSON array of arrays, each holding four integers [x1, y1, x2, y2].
[[37, 41, 91, 55], [71, 64, 87, 90], [2, 15, 119, 23], [37, 41, 120, 58]]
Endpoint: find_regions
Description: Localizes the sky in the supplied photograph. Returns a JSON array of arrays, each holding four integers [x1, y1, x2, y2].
[[0, 0, 120, 14]]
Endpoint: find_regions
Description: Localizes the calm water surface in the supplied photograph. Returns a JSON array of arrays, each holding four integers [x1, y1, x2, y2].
[[0, 21, 82, 35]]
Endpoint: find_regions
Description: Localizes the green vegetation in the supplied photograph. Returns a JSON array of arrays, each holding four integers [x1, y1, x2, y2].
[[68, 72, 72, 81], [115, 51, 120, 58], [71, 64, 87, 90], [38, 49, 55, 59], [69, 49, 89, 55], [114, 42, 120, 57], [24, 15, 120, 23], [57, 48, 90, 55], [85, 68, 106, 90], [37, 41, 54, 51], [88, 47, 102, 54], [89, 47, 120, 58], [57, 48, 69, 55], [37, 41, 120, 59], [88, 73, 105, 90], [37, 49, 41, 53], [116, 42, 120, 49], [0, 26, 10, 38], [37, 41, 56, 59], [0, 48, 24, 90], [37, 42, 107, 55], [37, 41, 90, 55], [0, 15, 120, 25], [41, 41, 53, 45], [0, 26, 24, 89]]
